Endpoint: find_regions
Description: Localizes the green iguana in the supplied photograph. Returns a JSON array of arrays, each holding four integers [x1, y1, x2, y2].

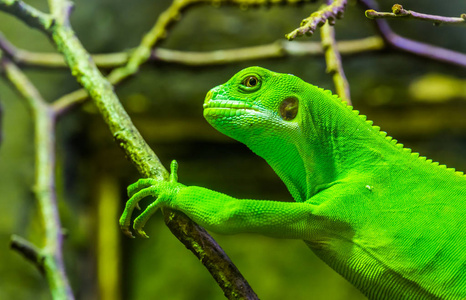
[[120, 67, 466, 299]]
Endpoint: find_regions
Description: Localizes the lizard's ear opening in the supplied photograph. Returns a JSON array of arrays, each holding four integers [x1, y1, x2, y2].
[[279, 97, 299, 121]]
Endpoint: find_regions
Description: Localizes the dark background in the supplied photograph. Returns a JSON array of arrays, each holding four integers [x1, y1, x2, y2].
[[0, 0, 465, 299]]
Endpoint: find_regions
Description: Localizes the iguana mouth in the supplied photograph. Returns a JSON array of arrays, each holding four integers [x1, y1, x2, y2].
[[203, 89, 260, 118], [203, 100, 258, 112]]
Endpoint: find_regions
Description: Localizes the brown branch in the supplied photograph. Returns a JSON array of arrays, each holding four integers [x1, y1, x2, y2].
[[286, 0, 347, 40], [359, 0, 466, 68], [366, 4, 466, 26], [164, 210, 259, 299]]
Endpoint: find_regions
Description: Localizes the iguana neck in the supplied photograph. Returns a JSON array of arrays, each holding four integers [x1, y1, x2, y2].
[[248, 90, 386, 203], [245, 92, 352, 202], [246, 134, 313, 202]]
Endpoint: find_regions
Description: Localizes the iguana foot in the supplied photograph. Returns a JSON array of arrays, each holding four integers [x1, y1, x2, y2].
[[119, 160, 184, 238]]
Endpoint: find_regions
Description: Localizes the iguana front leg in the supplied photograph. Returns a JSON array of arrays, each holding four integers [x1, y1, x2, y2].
[[120, 161, 321, 240]]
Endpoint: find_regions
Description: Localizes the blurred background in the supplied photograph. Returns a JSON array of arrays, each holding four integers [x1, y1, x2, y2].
[[0, 0, 465, 299]]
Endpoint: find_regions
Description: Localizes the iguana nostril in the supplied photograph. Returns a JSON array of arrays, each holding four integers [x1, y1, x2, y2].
[[205, 90, 213, 103]]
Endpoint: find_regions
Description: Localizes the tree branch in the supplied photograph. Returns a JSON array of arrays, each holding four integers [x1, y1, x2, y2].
[[366, 4, 466, 26], [359, 0, 466, 68], [1, 54, 74, 299], [10, 234, 45, 274], [286, 0, 347, 40], [0, 0, 53, 31], [320, 21, 351, 105], [0, 31, 384, 70], [152, 37, 384, 65], [163, 210, 259, 299]]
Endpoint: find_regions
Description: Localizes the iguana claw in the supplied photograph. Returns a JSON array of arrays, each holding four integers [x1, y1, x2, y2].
[[119, 160, 181, 238], [121, 228, 135, 239]]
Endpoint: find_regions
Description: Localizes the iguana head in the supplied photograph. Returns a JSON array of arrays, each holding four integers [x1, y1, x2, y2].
[[203, 66, 320, 201], [204, 66, 304, 147]]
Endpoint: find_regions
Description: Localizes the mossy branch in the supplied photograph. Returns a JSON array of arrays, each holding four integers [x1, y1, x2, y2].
[[286, 0, 347, 40], [2, 37, 383, 69], [366, 4, 466, 26], [1, 54, 73, 299], [0, 0, 53, 31], [320, 21, 351, 105], [10, 234, 45, 274]]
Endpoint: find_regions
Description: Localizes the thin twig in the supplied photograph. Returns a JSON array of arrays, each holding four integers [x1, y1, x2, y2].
[[359, 0, 466, 68], [320, 21, 351, 105], [10, 234, 45, 274], [152, 37, 384, 65], [366, 4, 466, 26], [1, 55, 74, 300], [286, 0, 347, 40], [0, 32, 383, 70], [0, 0, 53, 31]]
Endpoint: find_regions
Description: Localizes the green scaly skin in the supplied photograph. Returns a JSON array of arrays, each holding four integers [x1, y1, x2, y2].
[[120, 67, 466, 299]]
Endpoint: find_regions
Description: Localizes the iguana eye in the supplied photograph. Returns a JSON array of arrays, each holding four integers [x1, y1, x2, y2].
[[242, 76, 258, 87], [279, 97, 299, 120]]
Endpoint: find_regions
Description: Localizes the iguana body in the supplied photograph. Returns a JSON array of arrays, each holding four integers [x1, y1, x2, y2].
[[120, 67, 466, 299]]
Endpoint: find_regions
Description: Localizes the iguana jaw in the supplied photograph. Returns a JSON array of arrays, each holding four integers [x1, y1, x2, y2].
[[203, 88, 265, 125]]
